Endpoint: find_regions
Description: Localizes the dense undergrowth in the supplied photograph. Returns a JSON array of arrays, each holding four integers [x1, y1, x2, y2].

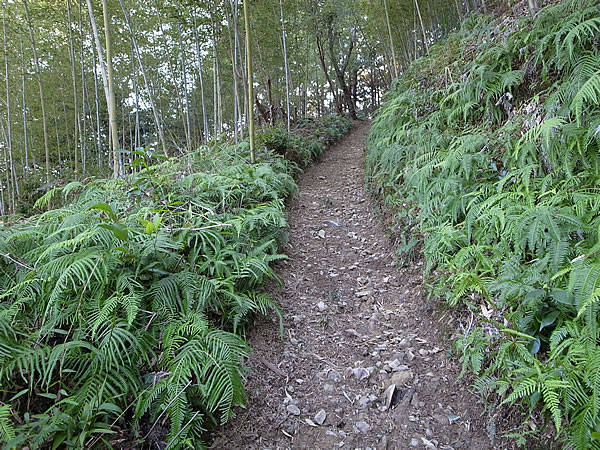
[[367, 1, 600, 447], [0, 115, 351, 449]]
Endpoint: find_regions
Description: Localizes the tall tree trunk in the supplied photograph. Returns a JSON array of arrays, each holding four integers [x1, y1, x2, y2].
[[2, 1, 18, 209], [23, 0, 51, 185], [117, 0, 168, 157], [91, 46, 102, 168], [243, 0, 255, 163], [279, 0, 291, 132], [67, 0, 80, 174], [178, 24, 192, 151], [213, 46, 218, 135], [86, 0, 109, 99], [236, 19, 248, 131], [316, 35, 342, 115], [86, 0, 111, 148], [326, 18, 357, 119], [130, 40, 141, 150], [383, 0, 398, 79], [101, 0, 120, 177], [211, 12, 223, 135], [227, 0, 240, 143], [20, 36, 29, 170], [414, 0, 429, 55], [0, 117, 10, 215], [78, 0, 88, 174], [153, 0, 186, 152], [193, 16, 209, 144], [233, 1, 243, 139]]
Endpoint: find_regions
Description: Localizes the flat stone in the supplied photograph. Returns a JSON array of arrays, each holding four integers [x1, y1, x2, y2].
[[314, 409, 327, 425], [391, 371, 413, 386], [355, 289, 372, 298], [287, 404, 301, 416]]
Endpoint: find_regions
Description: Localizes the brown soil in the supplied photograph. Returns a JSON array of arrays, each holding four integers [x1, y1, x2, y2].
[[210, 122, 516, 450]]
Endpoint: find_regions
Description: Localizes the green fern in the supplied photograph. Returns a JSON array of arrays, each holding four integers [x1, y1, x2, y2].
[[0, 405, 15, 444]]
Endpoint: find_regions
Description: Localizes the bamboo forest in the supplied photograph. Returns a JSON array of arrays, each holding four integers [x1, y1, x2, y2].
[[1, 0, 600, 448]]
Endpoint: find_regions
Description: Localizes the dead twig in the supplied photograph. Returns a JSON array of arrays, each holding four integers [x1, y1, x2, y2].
[[0, 252, 34, 271]]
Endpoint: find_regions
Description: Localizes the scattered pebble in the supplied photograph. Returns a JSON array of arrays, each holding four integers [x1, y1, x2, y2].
[[328, 370, 342, 383], [314, 409, 327, 425], [287, 404, 301, 416], [346, 367, 371, 381], [353, 420, 372, 434], [355, 289, 372, 298]]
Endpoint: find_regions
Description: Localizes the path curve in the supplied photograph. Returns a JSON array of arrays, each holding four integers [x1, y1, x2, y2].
[[211, 122, 498, 450]]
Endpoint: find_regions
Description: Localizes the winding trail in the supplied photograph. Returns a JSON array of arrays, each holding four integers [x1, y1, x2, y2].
[[211, 122, 500, 449]]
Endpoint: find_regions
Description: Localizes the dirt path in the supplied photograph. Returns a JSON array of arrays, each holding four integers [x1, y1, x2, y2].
[[211, 122, 500, 449]]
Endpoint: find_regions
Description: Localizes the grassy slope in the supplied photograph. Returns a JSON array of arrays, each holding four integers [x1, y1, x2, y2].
[[0, 116, 351, 449], [367, 1, 600, 448]]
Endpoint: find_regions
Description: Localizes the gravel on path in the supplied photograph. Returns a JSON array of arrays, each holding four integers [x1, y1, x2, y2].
[[211, 121, 505, 450]]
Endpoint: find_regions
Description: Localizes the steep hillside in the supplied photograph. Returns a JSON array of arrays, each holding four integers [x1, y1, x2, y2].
[[367, 0, 600, 447]]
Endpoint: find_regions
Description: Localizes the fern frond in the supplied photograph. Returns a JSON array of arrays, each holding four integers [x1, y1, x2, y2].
[[0, 404, 15, 443]]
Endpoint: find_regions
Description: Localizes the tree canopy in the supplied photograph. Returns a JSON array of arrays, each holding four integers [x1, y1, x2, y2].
[[0, 0, 488, 214]]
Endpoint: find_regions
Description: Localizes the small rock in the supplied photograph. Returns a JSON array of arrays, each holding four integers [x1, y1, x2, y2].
[[323, 384, 335, 393], [353, 420, 371, 434], [287, 404, 301, 416], [326, 220, 344, 227], [355, 289, 372, 298], [328, 370, 342, 383], [421, 437, 437, 449], [391, 371, 413, 386], [347, 367, 370, 381], [383, 384, 396, 410], [410, 438, 419, 447], [318, 229, 326, 239], [449, 415, 461, 424], [399, 388, 416, 409], [358, 395, 370, 408], [315, 409, 327, 425], [317, 301, 328, 311], [419, 349, 429, 357], [410, 392, 420, 408], [389, 360, 409, 372]]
